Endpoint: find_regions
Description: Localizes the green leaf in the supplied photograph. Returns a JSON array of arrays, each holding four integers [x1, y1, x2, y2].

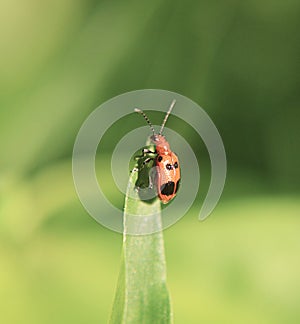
[[109, 169, 173, 324]]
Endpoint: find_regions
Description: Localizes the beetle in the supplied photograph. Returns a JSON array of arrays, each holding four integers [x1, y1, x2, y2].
[[134, 99, 181, 204]]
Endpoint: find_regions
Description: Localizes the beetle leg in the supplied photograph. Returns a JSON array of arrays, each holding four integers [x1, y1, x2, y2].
[[143, 157, 153, 165], [131, 157, 153, 173], [142, 148, 155, 155], [135, 149, 155, 160]]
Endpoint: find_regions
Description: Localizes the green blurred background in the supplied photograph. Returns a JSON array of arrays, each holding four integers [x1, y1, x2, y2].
[[1, 0, 299, 323]]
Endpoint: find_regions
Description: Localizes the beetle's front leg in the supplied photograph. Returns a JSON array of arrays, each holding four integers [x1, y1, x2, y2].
[[130, 156, 153, 173], [134, 148, 156, 161], [142, 148, 155, 155]]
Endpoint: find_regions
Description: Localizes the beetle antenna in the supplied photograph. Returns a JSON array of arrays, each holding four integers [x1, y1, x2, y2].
[[134, 108, 155, 135], [159, 99, 176, 135]]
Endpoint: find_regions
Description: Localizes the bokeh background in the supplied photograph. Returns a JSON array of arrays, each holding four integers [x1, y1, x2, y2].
[[1, 0, 299, 323]]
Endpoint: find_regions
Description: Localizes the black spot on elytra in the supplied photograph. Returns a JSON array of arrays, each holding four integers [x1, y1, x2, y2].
[[174, 161, 178, 168], [166, 163, 173, 170], [160, 181, 175, 196], [157, 156, 163, 162]]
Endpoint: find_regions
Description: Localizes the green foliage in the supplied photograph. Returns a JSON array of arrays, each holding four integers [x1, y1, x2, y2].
[[109, 169, 172, 323], [0, 1, 299, 323]]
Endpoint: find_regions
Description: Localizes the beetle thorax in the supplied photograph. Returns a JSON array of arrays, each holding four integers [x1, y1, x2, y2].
[[150, 134, 171, 154]]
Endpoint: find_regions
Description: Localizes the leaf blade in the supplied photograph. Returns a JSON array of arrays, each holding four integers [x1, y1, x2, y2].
[[109, 170, 173, 324]]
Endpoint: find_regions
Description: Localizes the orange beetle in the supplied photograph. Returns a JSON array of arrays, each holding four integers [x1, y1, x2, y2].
[[134, 99, 181, 204]]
